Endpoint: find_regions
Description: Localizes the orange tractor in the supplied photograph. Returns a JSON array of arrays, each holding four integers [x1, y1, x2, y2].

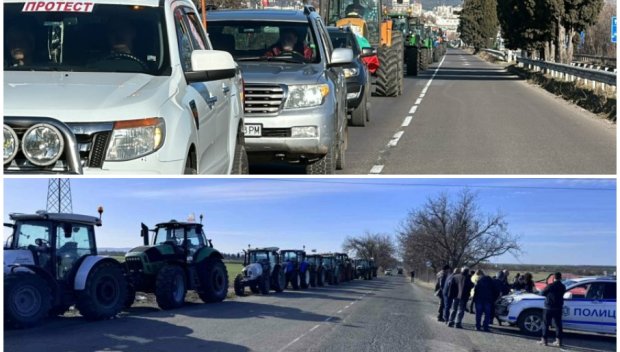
[[317, 0, 404, 97]]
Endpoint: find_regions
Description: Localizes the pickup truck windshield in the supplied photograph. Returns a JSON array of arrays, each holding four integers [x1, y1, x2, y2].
[[4, 3, 170, 74], [208, 21, 320, 64]]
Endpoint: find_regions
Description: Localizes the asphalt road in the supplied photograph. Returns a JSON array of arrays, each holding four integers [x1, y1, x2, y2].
[[5, 276, 616, 352], [251, 48, 616, 174]]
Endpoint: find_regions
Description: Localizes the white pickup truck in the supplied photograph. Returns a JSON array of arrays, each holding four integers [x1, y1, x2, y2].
[[4, 0, 247, 174]]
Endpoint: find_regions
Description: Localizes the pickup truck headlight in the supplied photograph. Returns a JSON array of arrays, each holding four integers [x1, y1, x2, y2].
[[21, 123, 64, 166], [4, 125, 19, 165], [284, 84, 329, 109], [105, 118, 165, 161], [343, 68, 359, 78]]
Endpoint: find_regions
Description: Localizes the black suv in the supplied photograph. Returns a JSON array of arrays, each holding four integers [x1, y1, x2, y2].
[[208, 7, 353, 174], [327, 26, 372, 127]]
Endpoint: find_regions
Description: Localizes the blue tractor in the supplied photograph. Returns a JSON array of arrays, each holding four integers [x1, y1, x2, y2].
[[280, 249, 313, 290]]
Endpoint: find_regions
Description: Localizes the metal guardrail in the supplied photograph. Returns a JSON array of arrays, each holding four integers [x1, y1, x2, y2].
[[482, 49, 506, 61], [517, 57, 616, 88], [573, 54, 616, 67]]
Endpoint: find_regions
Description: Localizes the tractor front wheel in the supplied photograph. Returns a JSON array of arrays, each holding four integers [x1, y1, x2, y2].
[[234, 274, 245, 296], [155, 264, 186, 310], [5, 273, 51, 328]]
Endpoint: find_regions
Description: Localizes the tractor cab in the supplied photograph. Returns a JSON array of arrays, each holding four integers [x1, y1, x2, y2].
[[149, 220, 212, 260], [5, 211, 100, 281], [245, 247, 280, 273], [281, 249, 307, 263], [306, 254, 323, 267], [319, 0, 383, 44]]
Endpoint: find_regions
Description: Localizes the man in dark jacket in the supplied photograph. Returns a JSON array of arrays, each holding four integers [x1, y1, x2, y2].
[[491, 271, 510, 325], [539, 272, 566, 347], [434, 265, 450, 322], [447, 266, 474, 328], [472, 270, 497, 331], [442, 267, 460, 323]]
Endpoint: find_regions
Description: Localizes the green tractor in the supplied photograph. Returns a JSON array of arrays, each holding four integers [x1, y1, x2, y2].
[[306, 254, 326, 287], [335, 252, 354, 282], [124, 220, 229, 310], [388, 13, 434, 76], [354, 259, 373, 280], [320, 253, 341, 285]]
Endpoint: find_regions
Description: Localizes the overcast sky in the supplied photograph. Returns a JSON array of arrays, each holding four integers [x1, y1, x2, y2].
[[3, 178, 616, 266]]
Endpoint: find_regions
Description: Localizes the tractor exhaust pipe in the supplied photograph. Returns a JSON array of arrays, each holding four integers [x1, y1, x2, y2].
[[141, 223, 149, 246]]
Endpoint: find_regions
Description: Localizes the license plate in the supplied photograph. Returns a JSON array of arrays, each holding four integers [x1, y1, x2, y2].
[[244, 124, 262, 137]]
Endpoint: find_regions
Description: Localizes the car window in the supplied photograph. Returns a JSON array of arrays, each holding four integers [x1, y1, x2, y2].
[[186, 11, 208, 50], [314, 18, 333, 60], [174, 8, 193, 71], [4, 3, 169, 74], [602, 283, 616, 299], [328, 31, 360, 56], [567, 284, 589, 299], [584, 283, 607, 300], [208, 21, 319, 63]]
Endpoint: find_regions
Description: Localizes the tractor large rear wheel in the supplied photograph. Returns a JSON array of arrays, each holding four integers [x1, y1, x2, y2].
[[272, 268, 286, 292], [300, 270, 311, 289], [392, 31, 404, 96], [317, 269, 325, 287], [77, 261, 127, 320], [155, 264, 186, 310], [374, 45, 398, 97], [260, 274, 270, 295], [197, 258, 229, 303], [5, 273, 51, 328]]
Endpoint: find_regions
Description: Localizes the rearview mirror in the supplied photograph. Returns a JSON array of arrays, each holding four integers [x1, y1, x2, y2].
[[360, 47, 375, 57], [186, 50, 237, 83], [563, 292, 573, 300], [330, 48, 354, 66]]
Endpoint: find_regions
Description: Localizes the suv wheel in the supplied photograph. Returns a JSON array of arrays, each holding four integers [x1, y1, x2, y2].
[[336, 126, 347, 170], [517, 310, 544, 336], [306, 140, 336, 174]]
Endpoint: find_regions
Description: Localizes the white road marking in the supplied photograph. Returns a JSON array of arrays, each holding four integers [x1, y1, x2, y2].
[[419, 93, 425, 98], [369, 165, 384, 174], [409, 106, 418, 114], [414, 98, 422, 105], [337, 310, 343, 314], [310, 325, 320, 332], [402, 115, 413, 127], [387, 131, 404, 148]]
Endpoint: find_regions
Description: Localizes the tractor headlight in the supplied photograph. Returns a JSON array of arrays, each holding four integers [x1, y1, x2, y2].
[[343, 68, 359, 78], [4, 125, 19, 165], [105, 118, 165, 161], [21, 123, 64, 166], [284, 84, 329, 109]]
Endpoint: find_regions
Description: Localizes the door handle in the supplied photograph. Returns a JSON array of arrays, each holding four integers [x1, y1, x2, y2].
[[206, 96, 217, 108], [222, 83, 230, 94]]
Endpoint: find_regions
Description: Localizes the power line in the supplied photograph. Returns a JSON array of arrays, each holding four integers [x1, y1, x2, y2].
[[257, 179, 615, 192]]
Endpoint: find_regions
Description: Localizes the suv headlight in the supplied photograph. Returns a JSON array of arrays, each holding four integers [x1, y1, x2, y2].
[[284, 84, 329, 109], [343, 68, 359, 78], [105, 118, 165, 161], [21, 123, 64, 166]]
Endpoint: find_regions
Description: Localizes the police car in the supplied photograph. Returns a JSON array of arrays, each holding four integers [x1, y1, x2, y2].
[[4, 0, 247, 174], [495, 276, 616, 336]]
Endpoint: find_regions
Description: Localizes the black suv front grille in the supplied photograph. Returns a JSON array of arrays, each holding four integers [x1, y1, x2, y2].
[[262, 128, 291, 137], [244, 85, 285, 116]]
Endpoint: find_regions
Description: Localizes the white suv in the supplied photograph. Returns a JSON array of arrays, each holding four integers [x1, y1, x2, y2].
[[4, 0, 247, 174], [496, 276, 616, 336]]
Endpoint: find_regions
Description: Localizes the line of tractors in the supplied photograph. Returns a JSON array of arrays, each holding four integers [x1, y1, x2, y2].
[[3, 210, 377, 329]]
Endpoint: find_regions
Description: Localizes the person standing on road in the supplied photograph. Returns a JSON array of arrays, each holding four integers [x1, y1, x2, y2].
[[447, 266, 474, 328], [491, 271, 510, 326], [442, 267, 460, 323], [435, 265, 450, 322], [411, 270, 416, 283], [539, 272, 566, 347], [472, 270, 497, 332], [469, 269, 482, 314]]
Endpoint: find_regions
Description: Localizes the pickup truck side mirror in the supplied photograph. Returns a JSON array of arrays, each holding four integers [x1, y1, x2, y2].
[[360, 47, 375, 57], [185, 50, 237, 83], [329, 48, 354, 66], [563, 292, 573, 300]]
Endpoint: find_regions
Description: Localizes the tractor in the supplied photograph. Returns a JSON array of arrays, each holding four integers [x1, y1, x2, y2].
[[234, 247, 286, 296], [354, 259, 373, 280], [320, 253, 341, 285], [335, 252, 354, 282], [4, 209, 127, 328], [124, 219, 228, 310], [369, 258, 378, 277], [318, 0, 405, 97], [280, 249, 314, 290], [306, 254, 326, 287]]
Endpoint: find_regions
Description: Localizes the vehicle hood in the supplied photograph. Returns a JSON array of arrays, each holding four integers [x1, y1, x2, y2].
[[507, 292, 543, 303], [4, 71, 175, 122], [238, 62, 324, 85], [243, 262, 263, 279]]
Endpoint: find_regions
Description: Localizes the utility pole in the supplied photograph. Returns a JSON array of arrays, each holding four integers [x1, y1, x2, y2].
[[46, 178, 72, 213]]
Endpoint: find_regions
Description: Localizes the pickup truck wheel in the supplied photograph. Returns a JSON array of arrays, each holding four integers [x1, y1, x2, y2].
[[350, 94, 367, 127], [231, 135, 249, 174], [517, 309, 544, 336]]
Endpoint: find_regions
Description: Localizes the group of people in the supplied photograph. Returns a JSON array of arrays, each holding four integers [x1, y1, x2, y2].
[[434, 265, 566, 347]]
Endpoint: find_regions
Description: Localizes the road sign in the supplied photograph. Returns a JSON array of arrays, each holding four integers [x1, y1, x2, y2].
[[425, 261, 432, 268], [612, 16, 617, 44]]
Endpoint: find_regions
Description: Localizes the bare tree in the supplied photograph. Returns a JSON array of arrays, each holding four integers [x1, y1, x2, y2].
[[397, 190, 520, 273], [342, 232, 397, 270], [581, 2, 616, 57]]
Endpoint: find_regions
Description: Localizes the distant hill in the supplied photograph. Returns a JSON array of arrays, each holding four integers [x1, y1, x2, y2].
[[417, 0, 463, 9]]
